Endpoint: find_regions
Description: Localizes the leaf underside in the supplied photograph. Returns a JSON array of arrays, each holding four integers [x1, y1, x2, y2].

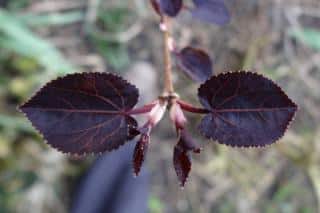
[[198, 71, 297, 147], [20, 72, 139, 155]]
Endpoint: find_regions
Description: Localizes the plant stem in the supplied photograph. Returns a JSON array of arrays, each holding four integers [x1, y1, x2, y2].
[[162, 16, 174, 94]]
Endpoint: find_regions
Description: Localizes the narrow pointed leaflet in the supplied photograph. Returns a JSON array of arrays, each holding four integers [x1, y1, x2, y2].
[[20, 72, 140, 155], [197, 71, 297, 147]]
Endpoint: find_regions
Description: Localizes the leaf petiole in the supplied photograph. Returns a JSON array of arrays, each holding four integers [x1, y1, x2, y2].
[[125, 101, 158, 115], [177, 99, 209, 114]]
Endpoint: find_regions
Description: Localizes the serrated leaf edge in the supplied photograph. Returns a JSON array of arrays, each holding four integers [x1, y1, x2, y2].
[[197, 70, 298, 148], [18, 71, 140, 156]]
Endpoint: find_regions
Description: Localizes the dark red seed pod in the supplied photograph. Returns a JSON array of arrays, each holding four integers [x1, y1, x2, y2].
[[133, 132, 150, 176]]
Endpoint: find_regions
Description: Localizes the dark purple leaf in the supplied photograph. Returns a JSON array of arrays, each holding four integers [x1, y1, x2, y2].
[[198, 71, 297, 147], [173, 129, 201, 187], [160, 0, 183, 17], [150, 0, 162, 16], [176, 46, 213, 82], [191, 0, 230, 25], [19, 72, 139, 155], [133, 133, 150, 176]]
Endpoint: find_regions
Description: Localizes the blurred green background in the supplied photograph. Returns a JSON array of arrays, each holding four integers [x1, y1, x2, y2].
[[1, 0, 320, 212]]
